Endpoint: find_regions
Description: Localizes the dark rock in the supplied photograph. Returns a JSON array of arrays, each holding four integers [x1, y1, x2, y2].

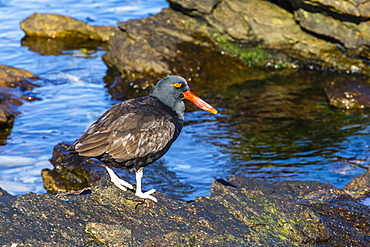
[[1, 173, 369, 246], [344, 166, 370, 199], [42, 142, 106, 194], [0, 65, 39, 130], [0, 187, 13, 198], [0, 64, 38, 86], [324, 78, 370, 109]]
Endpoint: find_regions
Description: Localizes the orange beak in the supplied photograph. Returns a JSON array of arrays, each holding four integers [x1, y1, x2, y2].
[[183, 90, 217, 114]]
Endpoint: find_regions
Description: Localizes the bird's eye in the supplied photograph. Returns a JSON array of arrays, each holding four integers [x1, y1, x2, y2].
[[173, 82, 182, 88]]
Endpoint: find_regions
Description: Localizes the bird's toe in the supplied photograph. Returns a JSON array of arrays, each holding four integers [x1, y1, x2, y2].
[[135, 189, 157, 203]]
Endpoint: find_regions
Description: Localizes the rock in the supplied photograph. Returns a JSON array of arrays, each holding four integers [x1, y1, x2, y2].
[[0, 65, 39, 128], [324, 78, 370, 109], [102, 7, 250, 87], [294, 9, 370, 50], [344, 166, 370, 199], [20, 13, 116, 56], [167, 0, 370, 73], [170, 0, 220, 15], [0, 187, 13, 197], [286, 0, 370, 70], [285, 0, 370, 19], [103, 0, 329, 86], [20, 13, 116, 41], [0, 64, 38, 86], [0, 173, 369, 246], [42, 142, 106, 194]]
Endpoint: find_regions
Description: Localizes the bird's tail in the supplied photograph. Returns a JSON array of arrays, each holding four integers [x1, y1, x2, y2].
[[61, 153, 86, 168]]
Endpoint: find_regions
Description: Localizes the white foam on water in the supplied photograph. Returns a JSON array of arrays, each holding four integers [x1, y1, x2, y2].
[[1, 166, 34, 175], [34, 160, 52, 167], [0, 156, 38, 167], [0, 181, 35, 194]]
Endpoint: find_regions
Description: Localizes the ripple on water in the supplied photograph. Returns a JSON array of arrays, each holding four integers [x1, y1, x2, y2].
[[0, 156, 38, 167]]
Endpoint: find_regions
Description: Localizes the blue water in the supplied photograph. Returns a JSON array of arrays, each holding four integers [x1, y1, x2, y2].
[[0, 0, 169, 194], [0, 0, 369, 200]]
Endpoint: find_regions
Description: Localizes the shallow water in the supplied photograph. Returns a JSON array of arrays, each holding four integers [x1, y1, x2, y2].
[[0, 0, 369, 200]]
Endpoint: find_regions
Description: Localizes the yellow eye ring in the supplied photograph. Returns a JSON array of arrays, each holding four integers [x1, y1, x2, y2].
[[173, 83, 182, 88]]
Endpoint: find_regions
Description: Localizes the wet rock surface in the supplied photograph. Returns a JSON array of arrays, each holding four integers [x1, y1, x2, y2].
[[1, 172, 369, 246], [325, 78, 370, 109], [42, 142, 106, 194], [7, 1, 370, 245], [0, 64, 39, 132], [4, 141, 370, 246], [345, 166, 370, 199]]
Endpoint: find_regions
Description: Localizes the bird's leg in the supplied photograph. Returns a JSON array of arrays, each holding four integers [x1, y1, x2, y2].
[[105, 167, 134, 191], [135, 167, 157, 203]]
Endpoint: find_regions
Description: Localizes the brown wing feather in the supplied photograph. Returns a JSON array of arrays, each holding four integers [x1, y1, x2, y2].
[[73, 97, 177, 161]]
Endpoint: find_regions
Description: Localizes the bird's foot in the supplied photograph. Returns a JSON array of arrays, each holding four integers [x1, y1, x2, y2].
[[135, 188, 157, 203], [106, 167, 134, 191], [111, 176, 134, 191]]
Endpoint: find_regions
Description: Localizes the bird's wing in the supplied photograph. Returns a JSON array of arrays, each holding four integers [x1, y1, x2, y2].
[[73, 99, 177, 161]]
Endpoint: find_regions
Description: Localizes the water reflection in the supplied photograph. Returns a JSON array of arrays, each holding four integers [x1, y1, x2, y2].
[[21, 36, 108, 56], [201, 71, 370, 187], [0, 129, 11, 146], [101, 69, 370, 198]]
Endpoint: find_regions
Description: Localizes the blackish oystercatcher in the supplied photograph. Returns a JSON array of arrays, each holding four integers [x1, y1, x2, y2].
[[62, 76, 217, 202]]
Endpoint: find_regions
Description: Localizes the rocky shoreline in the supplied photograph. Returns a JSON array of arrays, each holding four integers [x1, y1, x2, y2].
[[1, 0, 370, 245], [1, 143, 370, 246], [1, 166, 369, 246]]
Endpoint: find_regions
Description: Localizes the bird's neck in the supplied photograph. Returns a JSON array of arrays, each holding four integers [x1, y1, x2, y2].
[[172, 101, 185, 120], [149, 95, 185, 120]]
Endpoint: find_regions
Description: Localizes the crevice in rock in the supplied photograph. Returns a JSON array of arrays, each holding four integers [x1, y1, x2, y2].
[[169, 2, 195, 15], [168, 0, 222, 17], [298, 25, 370, 67], [268, 0, 368, 24], [268, 0, 294, 14], [168, 2, 203, 18], [298, 25, 346, 48]]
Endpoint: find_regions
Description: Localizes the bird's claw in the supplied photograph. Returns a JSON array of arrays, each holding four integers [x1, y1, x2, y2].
[[135, 189, 157, 203], [106, 167, 134, 191], [111, 177, 134, 191]]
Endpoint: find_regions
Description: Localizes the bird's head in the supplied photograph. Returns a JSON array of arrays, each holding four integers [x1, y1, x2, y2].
[[150, 76, 217, 115]]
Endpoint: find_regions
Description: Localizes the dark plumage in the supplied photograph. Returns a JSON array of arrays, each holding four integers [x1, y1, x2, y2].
[[62, 75, 217, 202], [63, 96, 183, 169]]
